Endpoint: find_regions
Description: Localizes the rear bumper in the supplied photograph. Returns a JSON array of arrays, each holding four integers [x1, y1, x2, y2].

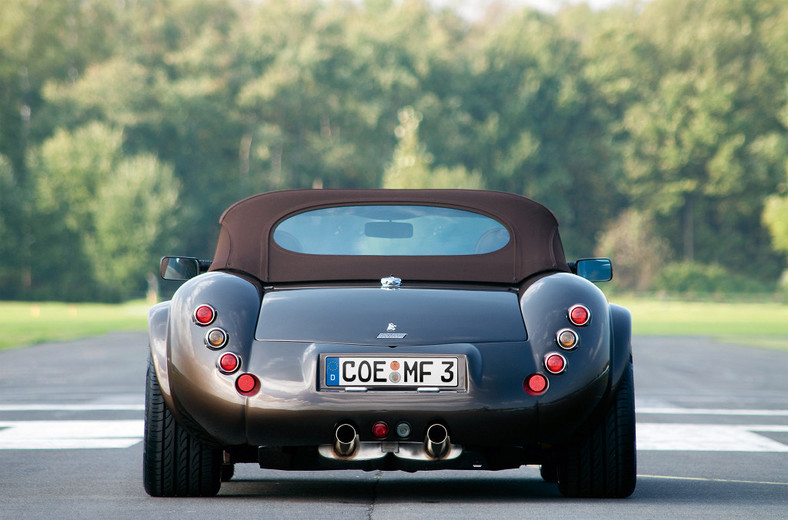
[[167, 339, 611, 451]]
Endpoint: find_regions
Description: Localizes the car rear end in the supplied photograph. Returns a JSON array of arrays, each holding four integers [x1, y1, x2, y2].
[[153, 270, 614, 471]]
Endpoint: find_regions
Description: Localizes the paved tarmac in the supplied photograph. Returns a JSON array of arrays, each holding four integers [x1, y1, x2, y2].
[[0, 332, 786, 519]]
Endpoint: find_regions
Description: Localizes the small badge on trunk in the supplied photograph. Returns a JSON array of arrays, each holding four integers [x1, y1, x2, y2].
[[378, 322, 407, 339]]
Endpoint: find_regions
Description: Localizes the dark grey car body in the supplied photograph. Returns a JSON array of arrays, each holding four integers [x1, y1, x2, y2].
[[145, 189, 635, 498]]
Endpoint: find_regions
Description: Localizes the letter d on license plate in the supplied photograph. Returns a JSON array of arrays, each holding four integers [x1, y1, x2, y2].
[[325, 356, 459, 388]]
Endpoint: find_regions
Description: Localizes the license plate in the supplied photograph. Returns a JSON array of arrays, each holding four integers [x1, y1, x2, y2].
[[324, 356, 459, 388]]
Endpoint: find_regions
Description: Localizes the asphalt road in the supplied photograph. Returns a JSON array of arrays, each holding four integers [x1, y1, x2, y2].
[[0, 332, 786, 519]]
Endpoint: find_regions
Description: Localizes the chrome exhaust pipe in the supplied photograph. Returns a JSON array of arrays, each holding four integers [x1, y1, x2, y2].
[[333, 423, 359, 457], [424, 423, 450, 459]]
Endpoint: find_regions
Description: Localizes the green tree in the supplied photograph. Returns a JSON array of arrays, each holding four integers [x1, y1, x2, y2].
[[235, 0, 467, 192], [4, 0, 788, 300], [445, 9, 621, 256], [595, 209, 671, 292], [618, 0, 787, 281], [0, 155, 26, 297], [87, 155, 180, 297], [39, 0, 246, 259], [383, 107, 482, 189], [29, 123, 179, 300], [0, 0, 121, 180], [763, 170, 788, 257]]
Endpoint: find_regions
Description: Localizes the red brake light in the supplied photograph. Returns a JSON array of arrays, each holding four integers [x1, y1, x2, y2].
[[236, 374, 260, 396], [218, 353, 240, 374], [568, 304, 590, 326], [545, 353, 566, 374], [524, 374, 548, 395], [193, 304, 216, 326], [372, 421, 390, 439]]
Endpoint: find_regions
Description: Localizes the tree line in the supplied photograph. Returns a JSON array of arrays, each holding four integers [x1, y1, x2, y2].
[[1, 0, 787, 301]]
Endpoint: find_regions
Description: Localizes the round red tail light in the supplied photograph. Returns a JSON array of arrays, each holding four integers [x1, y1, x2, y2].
[[218, 353, 240, 374], [236, 373, 260, 396], [524, 374, 548, 395], [193, 304, 216, 326], [372, 421, 390, 439], [568, 304, 590, 326], [545, 353, 566, 374]]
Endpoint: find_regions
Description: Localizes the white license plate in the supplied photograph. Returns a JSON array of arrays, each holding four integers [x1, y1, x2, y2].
[[324, 356, 459, 388]]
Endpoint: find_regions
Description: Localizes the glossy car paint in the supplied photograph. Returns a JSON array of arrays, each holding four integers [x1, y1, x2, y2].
[[149, 269, 629, 469]]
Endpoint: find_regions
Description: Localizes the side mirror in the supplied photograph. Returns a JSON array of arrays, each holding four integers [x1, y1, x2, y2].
[[160, 257, 202, 281], [571, 258, 613, 282]]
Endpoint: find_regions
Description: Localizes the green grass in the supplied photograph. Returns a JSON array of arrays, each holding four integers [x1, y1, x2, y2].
[[613, 296, 788, 350], [0, 300, 149, 350], [2, 297, 787, 351]]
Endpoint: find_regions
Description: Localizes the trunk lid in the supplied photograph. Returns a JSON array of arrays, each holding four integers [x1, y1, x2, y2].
[[256, 287, 526, 345]]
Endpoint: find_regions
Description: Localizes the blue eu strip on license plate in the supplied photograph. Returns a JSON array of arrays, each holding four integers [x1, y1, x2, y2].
[[325, 356, 458, 387]]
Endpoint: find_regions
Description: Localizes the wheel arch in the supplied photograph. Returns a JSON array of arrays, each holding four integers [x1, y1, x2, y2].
[[608, 303, 633, 391], [147, 301, 174, 409]]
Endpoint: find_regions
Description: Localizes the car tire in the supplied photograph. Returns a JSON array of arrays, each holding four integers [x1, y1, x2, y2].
[[221, 464, 235, 482], [143, 355, 222, 497], [556, 362, 636, 498], [540, 463, 558, 483]]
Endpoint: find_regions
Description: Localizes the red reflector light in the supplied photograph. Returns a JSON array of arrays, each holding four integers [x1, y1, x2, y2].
[[218, 353, 240, 374], [236, 373, 259, 395], [371, 421, 390, 439], [545, 353, 566, 374], [568, 304, 590, 326], [524, 374, 548, 395], [193, 304, 216, 326]]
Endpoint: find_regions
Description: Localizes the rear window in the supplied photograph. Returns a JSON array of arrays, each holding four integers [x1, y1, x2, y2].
[[273, 205, 510, 256]]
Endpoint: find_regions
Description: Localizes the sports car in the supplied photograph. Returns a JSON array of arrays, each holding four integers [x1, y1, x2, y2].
[[144, 189, 636, 498]]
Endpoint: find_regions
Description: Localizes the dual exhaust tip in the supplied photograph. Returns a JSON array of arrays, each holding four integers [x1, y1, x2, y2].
[[333, 422, 450, 459], [333, 423, 360, 457]]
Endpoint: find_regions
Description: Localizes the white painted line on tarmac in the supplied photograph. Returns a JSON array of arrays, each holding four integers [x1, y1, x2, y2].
[[0, 420, 143, 450], [0, 404, 144, 411], [639, 474, 788, 486], [638, 407, 788, 417], [637, 423, 788, 452]]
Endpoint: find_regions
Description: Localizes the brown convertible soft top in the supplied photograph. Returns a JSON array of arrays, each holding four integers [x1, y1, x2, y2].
[[209, 189, 569, 284]]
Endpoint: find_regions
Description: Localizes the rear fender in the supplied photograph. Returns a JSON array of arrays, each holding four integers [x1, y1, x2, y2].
[[165, 271, 262, 444], [520, 273, 613, 441], [608, 303, 633, 391], [148, 301, 172, 407]]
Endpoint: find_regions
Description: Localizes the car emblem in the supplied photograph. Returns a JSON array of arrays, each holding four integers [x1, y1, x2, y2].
[[377, 321, 407, 339], [381, 276, 402, 289]]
